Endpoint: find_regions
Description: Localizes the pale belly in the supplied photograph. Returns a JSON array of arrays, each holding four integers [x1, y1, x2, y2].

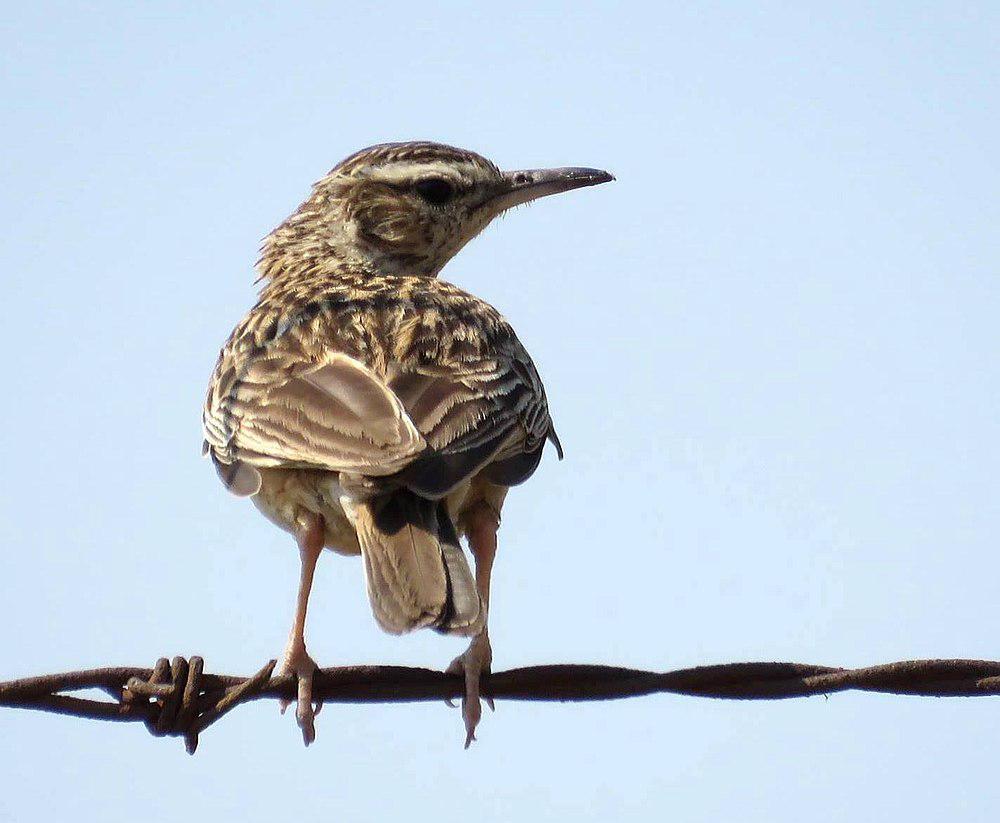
[[251, 467, 361, 556], [250, 467, 506, 555]]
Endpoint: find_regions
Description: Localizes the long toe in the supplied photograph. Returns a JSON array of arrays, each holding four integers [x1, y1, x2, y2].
[[462, 688, 481, 749], [447, 646, 491, 748], [276, 644, 320, 745], [296, 669, 317, 746]]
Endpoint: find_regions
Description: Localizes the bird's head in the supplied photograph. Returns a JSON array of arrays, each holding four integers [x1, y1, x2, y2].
[[259, 141, 613, 280]]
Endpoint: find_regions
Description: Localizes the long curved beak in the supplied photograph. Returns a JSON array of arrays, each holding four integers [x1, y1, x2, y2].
[[485, 166, 614, 212]]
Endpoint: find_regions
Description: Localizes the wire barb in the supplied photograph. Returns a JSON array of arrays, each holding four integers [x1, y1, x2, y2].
[[2, 657, 999, 753]]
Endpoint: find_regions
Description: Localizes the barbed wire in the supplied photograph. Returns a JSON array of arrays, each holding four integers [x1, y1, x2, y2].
[[3, 657, 999, 753]]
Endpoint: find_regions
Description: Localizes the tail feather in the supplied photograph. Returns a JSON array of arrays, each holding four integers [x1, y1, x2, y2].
[[436, 511, 484, 636], [354, 491, 482, 636]]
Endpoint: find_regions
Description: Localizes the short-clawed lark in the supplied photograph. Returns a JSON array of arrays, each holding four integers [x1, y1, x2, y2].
[[203, 141, 613, 746]]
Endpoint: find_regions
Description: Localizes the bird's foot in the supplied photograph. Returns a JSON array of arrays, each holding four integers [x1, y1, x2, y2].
[[446, 633, 493, 748], [275, 640, 321, 746]]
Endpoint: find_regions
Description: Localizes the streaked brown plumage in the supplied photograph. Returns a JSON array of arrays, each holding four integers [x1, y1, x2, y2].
[[203, 141, 612, 746]]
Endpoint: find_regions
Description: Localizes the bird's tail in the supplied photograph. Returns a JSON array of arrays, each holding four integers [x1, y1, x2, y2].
[[353, 490, 483, 636]]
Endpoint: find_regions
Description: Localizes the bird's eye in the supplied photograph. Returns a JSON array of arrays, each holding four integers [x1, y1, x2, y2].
[[414, 178, 455, 206]]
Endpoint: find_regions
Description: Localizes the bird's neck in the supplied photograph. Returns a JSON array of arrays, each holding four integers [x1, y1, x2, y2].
[[257, 211, 447, 285]]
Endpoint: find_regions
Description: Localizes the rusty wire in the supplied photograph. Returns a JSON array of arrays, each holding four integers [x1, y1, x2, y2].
[[2, 657, 999, 753]]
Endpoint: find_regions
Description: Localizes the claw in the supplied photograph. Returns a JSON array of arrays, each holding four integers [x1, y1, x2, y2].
[[295, 668, 317, 746], [275, 642, 319, 746], [462, 693, 482, 749], [446, 633, 492, 748]]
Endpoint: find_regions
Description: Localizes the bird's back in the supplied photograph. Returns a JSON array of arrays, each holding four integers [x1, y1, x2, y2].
[[204, 269, 558, 497]]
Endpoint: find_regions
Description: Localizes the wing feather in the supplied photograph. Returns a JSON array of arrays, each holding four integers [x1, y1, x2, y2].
[[388, 350, 554, 497], [206, 352, 425, 477]]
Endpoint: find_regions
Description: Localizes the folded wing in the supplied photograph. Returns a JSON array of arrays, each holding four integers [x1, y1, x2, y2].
[[204, 352, 426, 495], [388, 354, 556, 498]]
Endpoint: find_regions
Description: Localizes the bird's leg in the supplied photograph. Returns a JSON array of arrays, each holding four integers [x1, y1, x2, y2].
[[275, 512, 325, 746], [447, 502, 499, 748]]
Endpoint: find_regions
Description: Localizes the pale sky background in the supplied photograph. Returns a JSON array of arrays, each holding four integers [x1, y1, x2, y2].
[[2, 2, 998, 821]]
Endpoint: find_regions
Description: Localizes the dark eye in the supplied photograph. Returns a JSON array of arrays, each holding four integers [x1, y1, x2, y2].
[[414, 177, 455, 206]]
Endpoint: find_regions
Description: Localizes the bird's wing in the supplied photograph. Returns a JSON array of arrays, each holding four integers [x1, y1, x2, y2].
[[204, 350, 426, 495], [387, 348, 559, 498]]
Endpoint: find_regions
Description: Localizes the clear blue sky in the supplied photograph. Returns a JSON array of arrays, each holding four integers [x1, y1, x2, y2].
[[2, 2, 998, 820]]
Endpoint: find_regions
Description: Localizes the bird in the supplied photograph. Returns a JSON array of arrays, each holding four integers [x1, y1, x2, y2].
[[202, 141, 612, 746]]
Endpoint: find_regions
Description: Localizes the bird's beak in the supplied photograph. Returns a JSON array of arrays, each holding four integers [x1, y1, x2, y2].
[[484, 166, 614, 213]]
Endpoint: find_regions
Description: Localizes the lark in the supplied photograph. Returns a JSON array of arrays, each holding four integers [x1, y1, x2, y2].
[[203, 141, 612, 746]]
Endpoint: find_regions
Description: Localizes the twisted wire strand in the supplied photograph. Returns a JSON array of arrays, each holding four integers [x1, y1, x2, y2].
[[2, 657, 999, 753]]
